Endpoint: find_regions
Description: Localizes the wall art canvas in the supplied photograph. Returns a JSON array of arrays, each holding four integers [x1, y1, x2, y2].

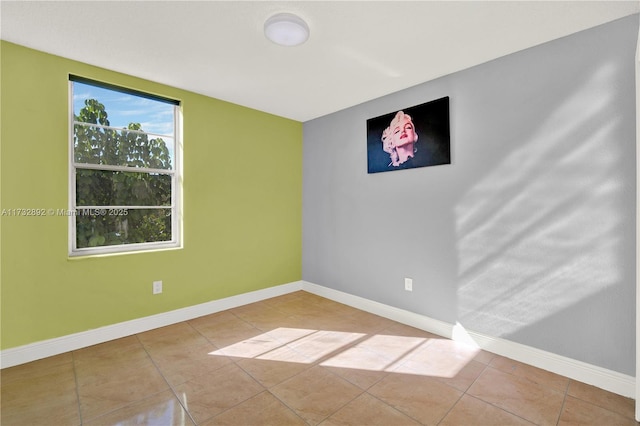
[[367, 96, 450, 173]]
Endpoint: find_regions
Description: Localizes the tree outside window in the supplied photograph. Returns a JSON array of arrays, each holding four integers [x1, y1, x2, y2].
[[70, 78, 180, 255]]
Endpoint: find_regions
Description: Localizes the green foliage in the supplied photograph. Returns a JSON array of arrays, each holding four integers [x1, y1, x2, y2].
[[74, 98, 173, 249]]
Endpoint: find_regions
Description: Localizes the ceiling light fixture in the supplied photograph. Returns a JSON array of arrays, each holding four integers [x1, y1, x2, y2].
[[264, 13, 310, 47]]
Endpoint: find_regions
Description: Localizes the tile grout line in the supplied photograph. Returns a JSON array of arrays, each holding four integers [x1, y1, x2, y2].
[[227, 301, 337, 425], [363, 390, 428, 425], [180, 318, 267, 425], [232, 301, 353, 425], [134, 332, 199, 426], [185, 311, 287, 425], [434, 353, 494, 425], [555, 378, 572, 425], [464, 361, 568, 425], [466, 364, 528, 421], [70, 351, 84, 426], [83, 388, 183, 425], [210, 389, 311, 426], [77, 335, 193, 425], [229, 297, 375, 425], [315, 388, 367, 425], [563, 379, 638, 422]]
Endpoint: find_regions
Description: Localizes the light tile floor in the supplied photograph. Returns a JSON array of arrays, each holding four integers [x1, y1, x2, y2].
[[1, 291, 637, 425]]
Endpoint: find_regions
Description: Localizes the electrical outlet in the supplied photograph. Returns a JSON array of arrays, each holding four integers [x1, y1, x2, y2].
[[404, 278, 413, 291], [153, 280, 163, 294]]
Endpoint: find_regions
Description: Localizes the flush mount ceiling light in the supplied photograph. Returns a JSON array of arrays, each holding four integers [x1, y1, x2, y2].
[[264, 13, 310, 47]]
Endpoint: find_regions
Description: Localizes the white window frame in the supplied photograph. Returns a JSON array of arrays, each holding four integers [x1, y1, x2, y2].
[[68, 78, 182, 257]]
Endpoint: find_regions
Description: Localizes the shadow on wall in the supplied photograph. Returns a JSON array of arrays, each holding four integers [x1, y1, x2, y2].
[[454, 58, 634, 372]]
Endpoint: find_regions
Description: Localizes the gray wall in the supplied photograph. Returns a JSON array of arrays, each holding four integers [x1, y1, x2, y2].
[[302, 15, 638, 376]]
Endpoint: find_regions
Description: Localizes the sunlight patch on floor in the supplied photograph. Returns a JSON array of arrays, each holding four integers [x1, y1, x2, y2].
[[209, 328, 479, 378]]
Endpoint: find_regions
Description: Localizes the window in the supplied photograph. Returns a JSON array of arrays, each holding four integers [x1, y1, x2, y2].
[[69, 76, 181, 256]]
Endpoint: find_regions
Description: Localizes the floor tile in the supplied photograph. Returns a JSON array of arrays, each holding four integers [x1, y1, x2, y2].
[[209, 331, 288, 359], [312, 298, 360, 317], [322, 363, 389, 391], [284, 329, 367, 364], [264, 326, 321, 345], [440, 394, 534, 425], [230, 302, 301, 331], [290, 312, 357, 333], [320, 340, 401, 372], [432, 359, 487, 392], [265, 295, 328, 317], [173, 362, 265, 424], [208, 327, 314, 360], [137, 322, 211, 355], [390, 337, 480, 380], [566, 379, 635, 420], [489, 355, 569, 392], [377, 322, 440, 339], [0, 360, 80, 426], [262, 291, 307, 308], [320, 393, 421, 426], [76, 360, 169, 421], [258, 342, 318, 364], [467, 366, 565, 425], [229, 300, 276, 318], [472, 349, 498, 365], [149, 342, 234, 387], [270, 365, 363, 425], [74, 338, 169, 421], [73, 336, 148, 367], [188, 311, 263, 349], [356, 332, 430, 361], [83, 390, 195, 426], [558, 395, 638, 425], [202, 391, 306, 426], [341, 310, 399, 334], [367, 372, 463, 424], [0, 353, 73, 384], [236, 357, 312, 388]]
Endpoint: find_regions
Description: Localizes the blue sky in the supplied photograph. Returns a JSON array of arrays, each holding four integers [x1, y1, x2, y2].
[[73, 82, 175, 137]]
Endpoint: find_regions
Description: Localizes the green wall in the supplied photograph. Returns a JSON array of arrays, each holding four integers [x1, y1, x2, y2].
[[0, 41, 302, 350]]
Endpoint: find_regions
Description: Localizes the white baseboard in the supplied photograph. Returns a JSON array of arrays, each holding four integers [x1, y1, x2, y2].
[[0, 280, 304, 369], [300, 281, 636, 399], [1, 279, 634, 399]]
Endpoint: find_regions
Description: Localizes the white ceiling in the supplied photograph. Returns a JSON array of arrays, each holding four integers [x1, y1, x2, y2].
[[2, 1, 638, 122]]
